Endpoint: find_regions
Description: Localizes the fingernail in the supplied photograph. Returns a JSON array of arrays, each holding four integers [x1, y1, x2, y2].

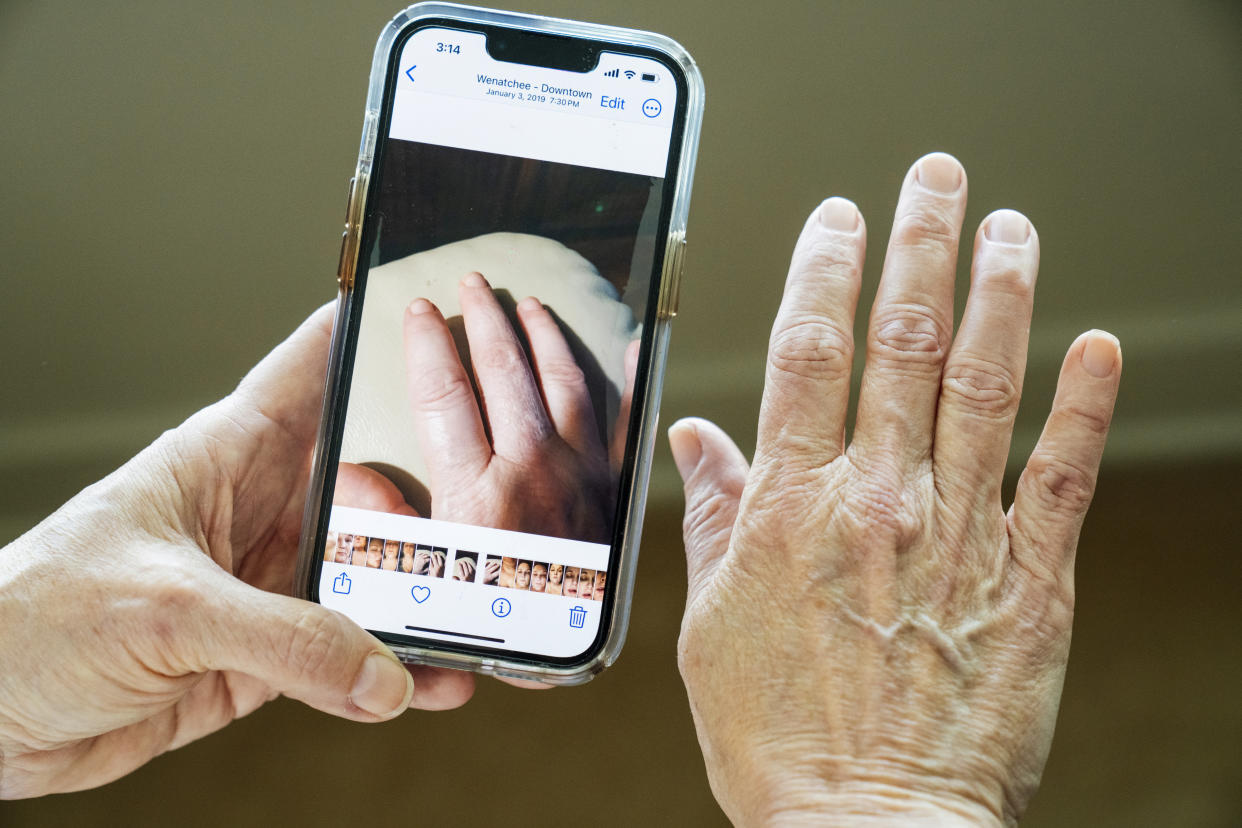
[[407, 298, 437, 316], [817, 197, 859, 233], [984, 209, 1031, 246], [350, 653, 413, 718], [915, 153, 963, 195], [668, 421, 703, 480], [1081, 330, 1120, 378], [461, 271, 488, 288], [517, 296, 542, 313]]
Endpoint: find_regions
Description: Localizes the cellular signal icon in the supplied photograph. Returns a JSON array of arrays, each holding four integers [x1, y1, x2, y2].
[[603, 68, 620, 77]]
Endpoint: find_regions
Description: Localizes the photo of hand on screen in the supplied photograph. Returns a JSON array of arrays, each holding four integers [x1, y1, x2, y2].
[[400, 272, 638, 544], [330, 266, 638, 547]]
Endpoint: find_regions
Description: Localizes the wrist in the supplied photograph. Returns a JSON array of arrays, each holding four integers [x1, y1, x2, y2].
[[751, 791, 1005, 827], [714, 763, 1008, 828]]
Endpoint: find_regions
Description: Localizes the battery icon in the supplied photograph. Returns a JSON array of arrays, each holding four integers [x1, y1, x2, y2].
[[569, 606, 587, 628], [641, 72, 658, 82]]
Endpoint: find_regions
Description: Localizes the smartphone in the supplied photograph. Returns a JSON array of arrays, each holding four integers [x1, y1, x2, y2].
[[295, 3, 702, 685]]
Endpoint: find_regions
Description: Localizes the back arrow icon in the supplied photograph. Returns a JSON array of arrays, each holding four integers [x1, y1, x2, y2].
[[405, 65, 417, 82]]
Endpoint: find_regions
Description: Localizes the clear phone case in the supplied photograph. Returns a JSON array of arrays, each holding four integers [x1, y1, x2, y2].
[[294, 2, 704, 685]]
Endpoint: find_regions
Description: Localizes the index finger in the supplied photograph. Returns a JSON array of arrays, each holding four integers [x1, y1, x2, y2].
[[402, 298, 492, 485], [755, 198, 866, 472]]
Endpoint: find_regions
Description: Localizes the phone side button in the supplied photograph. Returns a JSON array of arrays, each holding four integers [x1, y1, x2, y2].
[[336, 230, 350, 289], [343, 176, 356, 223], [667, 238, 686, 317]]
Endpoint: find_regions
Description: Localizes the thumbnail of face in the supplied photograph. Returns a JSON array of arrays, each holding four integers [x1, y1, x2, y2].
[[324, 531, 338, 563], [335, 533, 354, 564], [350, 535, 370, 567], [365, 537, 384, 568], [578, 569, 595, 600], [514, 560, 532, 591], [381, 539, 400, 571], [545, 562, 563, 596], [400, 541, 418, 573], [332, 533, 352, 566], [593, 569, 606, 601], [531, 562, 548, 593], [563, 566, 580, 598]]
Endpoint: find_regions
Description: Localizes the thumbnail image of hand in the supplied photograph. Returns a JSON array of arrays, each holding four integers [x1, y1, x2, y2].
[[411, 548, 431, 576], [401, 272, 639, 544], [0, 305, 475, 799], [426, 549, 446, 578], [453, 557, 476, 582], [669, 154, 1122, 826], [481, 558, 501, 586]]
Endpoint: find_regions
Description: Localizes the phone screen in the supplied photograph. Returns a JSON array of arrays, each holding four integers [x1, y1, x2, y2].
[[311, 21, 685, 665]]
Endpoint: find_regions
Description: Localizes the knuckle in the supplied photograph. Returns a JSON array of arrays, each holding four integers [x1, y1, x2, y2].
[[476, 344, 528, 376], [1024, 452, 1097, 515], [840, 459, 921, 548], [890, 206, 960, 252], [940, 356, 1021, 419], [413, 366, 476, 412], [536, 357, 586, 388], [682, 488, 738, 546], [792, 233, 863, 278], [284, 609, 343, 678], [768, 316, 853, 383], [133, 568, 202, 639], [870, 305, 948, 365], [1059, 401, 1114, 438], [973, 257, 1034, 298]]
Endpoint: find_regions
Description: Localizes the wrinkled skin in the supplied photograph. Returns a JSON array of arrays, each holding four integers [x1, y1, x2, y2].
[[401, 273, 637, 544], [669, 154, 1121, 826], [0, 307, 474, 800]]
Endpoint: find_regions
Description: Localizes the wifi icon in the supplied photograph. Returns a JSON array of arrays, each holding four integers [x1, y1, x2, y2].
[[623, 70, 637, 79]]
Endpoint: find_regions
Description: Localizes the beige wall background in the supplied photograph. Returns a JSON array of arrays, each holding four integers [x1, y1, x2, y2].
[[1, 1, 1239, 825]]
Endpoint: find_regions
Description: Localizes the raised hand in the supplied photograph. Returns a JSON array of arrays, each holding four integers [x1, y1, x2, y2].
[[670, 154, 1121, 826]]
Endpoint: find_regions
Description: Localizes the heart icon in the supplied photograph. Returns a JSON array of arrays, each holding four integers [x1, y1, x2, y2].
[[411, 585, 431, 604]]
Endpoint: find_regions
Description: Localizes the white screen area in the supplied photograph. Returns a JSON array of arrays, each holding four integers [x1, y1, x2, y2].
[[319, 26, 678, 660], [389, 28, 675, 176]]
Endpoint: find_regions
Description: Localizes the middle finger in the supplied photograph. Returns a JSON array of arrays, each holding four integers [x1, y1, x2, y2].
[[852, 153, 967, 473], [458, 272, 555, 458]]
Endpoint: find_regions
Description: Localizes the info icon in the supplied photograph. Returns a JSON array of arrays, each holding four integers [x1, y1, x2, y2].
[[569, 605, 587, 629]]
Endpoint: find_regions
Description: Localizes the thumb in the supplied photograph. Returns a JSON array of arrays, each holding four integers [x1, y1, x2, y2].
[[667, 417, 749, 604], [187, 575, 416, 722]]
